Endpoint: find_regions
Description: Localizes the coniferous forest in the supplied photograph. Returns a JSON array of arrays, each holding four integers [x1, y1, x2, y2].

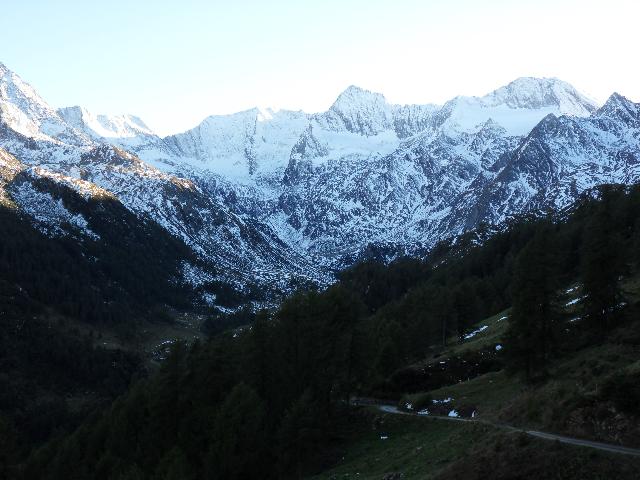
[[2, 184, 640, 479]]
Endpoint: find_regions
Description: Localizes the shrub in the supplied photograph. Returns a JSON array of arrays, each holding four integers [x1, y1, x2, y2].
[[601, 372, 640, 414]]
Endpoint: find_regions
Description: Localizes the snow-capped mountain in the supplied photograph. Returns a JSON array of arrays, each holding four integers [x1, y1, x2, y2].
[[430, 77, 597, 137], [1, 59, 638, 302], [317, 85, 397, 136], [456, 92, 640, 230], [138, 79, 597, 179], [482, 77, 597, 114], [0, 64, 328, 306], [163, 108, 310, 178]]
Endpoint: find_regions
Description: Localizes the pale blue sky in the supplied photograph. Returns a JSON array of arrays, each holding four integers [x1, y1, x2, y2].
[[2, 0, 638, 135]]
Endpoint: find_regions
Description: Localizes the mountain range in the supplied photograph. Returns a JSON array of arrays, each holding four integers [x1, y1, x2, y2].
[[1, 60, 639, 307]]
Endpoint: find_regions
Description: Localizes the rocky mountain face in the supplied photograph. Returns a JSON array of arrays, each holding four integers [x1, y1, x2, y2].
[[1, 60, 639, 307]]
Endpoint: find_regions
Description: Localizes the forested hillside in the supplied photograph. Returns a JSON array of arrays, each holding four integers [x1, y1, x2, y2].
[[0, 183, 196, 324], [8, 183, 640, 479], [0, 183, 205, 474]]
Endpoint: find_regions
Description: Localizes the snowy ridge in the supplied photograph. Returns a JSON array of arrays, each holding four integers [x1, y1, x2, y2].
[[482, 77, 597, 115], [163, 108, 309, 178], [58, 106, 154, 140], [0, 62, 88, 145], [430, 77, 598, 137]]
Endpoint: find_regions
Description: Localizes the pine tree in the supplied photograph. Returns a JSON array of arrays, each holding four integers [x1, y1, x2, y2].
[[373, 319, 403, 378], [114, 464, 145, 480], [143, 342, 187, 463], [156, 447, 192, 480], [581, 192, 624, 333], [206, 383, 268, 480], [505, 227, 558, 381], [452, 281, 480, 337], [277, 390, 326, 479], [0, 416, 18, 480]]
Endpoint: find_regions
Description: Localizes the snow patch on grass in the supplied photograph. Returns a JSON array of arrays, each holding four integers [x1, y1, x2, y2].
[[565, 295, 587, 307], [463, 325, 488, 340]]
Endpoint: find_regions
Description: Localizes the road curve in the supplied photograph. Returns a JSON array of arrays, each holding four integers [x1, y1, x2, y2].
[[353, 399, 640, 457]]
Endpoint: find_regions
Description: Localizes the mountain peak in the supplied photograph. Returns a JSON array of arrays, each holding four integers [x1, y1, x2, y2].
[[597, 92, 639, 123], [332, 85, 388, 110], [0, 62, 86, 143], [321, 85, 393, 136], [483, 77, 598, 116], [477, 117, 507, 135]]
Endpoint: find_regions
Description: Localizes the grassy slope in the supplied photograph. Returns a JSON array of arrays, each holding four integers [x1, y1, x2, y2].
[[309, 410, 492, 479], [401, 309, 519, 419], [433, 429, 640, 480], [437, 309, 510, 360], [309, 409, 640, 480], [309, 277, 640, 478], [406, 276, 640, 428]]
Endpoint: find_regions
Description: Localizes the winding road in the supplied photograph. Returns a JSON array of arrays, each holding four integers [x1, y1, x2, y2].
[[352, 399, 640, 457]]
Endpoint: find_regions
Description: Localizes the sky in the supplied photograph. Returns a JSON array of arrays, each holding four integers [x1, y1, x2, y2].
[[1, 0, 639, 136]]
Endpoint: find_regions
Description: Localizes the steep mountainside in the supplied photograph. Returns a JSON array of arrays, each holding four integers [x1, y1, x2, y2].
[[0, 63, 327, 304], [0, 147, 199, 319]]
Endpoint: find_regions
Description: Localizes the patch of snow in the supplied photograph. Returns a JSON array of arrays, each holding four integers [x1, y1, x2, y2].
[[181, 261, 215, 287], [448, 410, 460, 418], [463, 325, 489, 340], [565, 295, 587, 307], [201, 292, 216, 306]]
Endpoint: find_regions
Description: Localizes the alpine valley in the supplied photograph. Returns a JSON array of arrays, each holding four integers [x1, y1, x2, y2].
[[1, 60, 639, 308], [5, 55, 640, 480]]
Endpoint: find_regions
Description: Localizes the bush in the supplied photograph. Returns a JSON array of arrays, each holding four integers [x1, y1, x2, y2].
[[601, 372, 640, 414]]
